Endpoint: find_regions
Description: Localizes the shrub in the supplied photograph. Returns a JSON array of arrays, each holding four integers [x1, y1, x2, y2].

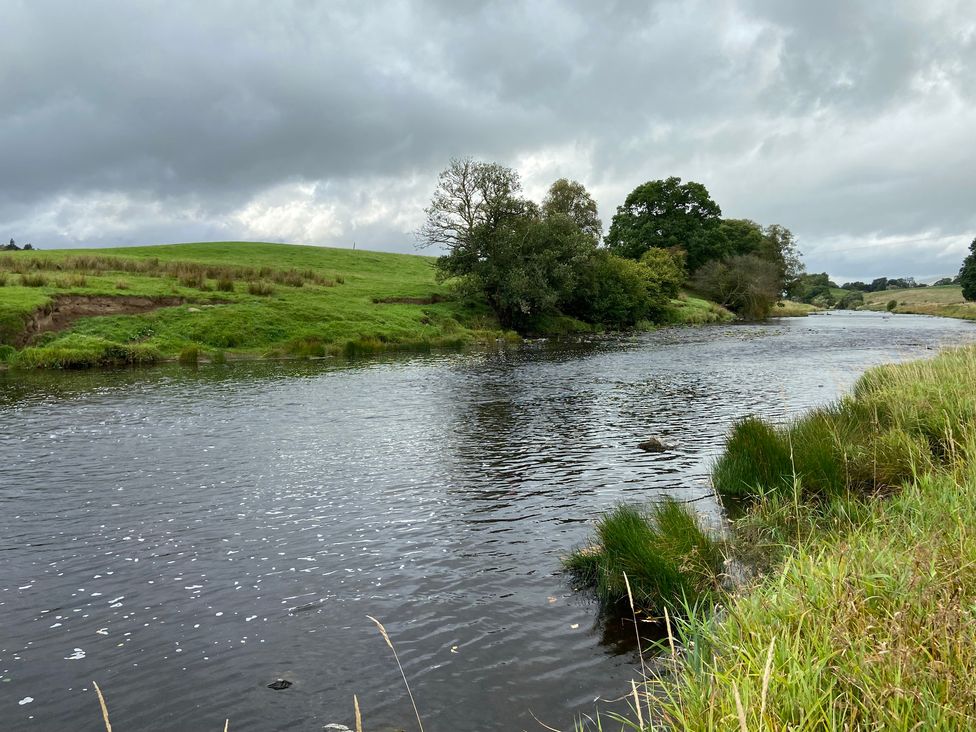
[[564, 500, 724, 616], [693, 254, 782, 320], [0, 344, 16, 362], [569, 252, 653, 327], [886, 299, 898, 311]]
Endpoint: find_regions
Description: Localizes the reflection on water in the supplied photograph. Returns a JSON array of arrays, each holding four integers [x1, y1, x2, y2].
[[1, 311, 974, 731]]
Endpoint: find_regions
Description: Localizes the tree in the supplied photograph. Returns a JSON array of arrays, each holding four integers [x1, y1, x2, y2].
[[759, 225, 804, 293], [419, 158, 523, 250], [692, 255, 782, 320], [541, 178, 602, 244], [605, 176, 722, 269], [455, 212, 595, 329], [933, 277, 954, 287], [959, 238, 976, 301]]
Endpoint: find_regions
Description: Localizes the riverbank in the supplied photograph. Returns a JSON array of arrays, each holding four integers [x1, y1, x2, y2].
[[862, 284, 976, 321], [623, 346, 976, 730], [0, 242, 734, 369]]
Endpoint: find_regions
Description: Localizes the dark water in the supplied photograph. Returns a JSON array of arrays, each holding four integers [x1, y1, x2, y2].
[[2, 311, 975, 731]]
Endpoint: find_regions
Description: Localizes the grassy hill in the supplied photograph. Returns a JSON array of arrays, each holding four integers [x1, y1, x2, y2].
[[0, 242, 511, 368], [862, 284, 976, 320], [0, 241, 735, 369]]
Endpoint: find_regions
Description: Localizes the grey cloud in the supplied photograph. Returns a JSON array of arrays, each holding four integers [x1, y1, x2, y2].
[[2, 0, 974, 280]]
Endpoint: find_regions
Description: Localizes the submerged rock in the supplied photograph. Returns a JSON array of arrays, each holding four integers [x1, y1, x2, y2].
[[267, 679, 292, 690], [638, 437, 670, 452]]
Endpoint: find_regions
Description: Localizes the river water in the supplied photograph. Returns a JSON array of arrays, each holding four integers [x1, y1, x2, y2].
[[2, 311, 975, 731]]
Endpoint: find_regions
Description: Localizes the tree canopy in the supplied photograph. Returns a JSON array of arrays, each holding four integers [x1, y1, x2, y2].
[[541, 178, 602, 244], [959, 238, 976, 301], [605, 176, 722, 270]]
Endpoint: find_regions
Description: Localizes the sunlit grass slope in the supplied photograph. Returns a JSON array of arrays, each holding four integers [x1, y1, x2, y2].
[[0, 242, 509, 367]]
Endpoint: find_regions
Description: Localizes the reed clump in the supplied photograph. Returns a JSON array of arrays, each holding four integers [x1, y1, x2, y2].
[[20, 272, 48, 287], [247, 281, 274, 296]]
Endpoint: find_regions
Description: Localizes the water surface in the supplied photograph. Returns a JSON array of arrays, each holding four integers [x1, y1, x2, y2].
[[2, 311, 974, 731]]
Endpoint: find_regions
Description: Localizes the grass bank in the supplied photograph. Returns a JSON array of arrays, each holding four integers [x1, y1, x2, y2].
[[0, 242, 515, 368], [771, 299, 820, 317], [572, 347, 976, 730], [862, 284, 976, 320], [0, 242, 735, 369]]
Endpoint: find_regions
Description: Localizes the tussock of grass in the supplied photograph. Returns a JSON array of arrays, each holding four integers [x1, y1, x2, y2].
[[178, 345, 200, 366], [564, 500, 725, 617], [20, 272, 48, 287], [246, 280, 274, 296]]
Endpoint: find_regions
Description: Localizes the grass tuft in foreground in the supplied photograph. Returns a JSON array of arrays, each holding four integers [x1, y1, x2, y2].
[[564, 500, 725, 617]]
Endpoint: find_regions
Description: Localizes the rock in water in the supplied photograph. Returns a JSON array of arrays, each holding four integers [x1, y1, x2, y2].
[[268, 679, 292, 690], [638, 437, 669, 452]]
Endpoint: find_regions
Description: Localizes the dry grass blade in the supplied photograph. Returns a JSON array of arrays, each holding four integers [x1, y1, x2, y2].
[[759, 636, 775, 727], [663, 606, 676, 660], [354, 694, 363, 732], [734, 682, 748, 732], [366, 615, 424, 732], [623, 572, 652, 723], [92, 681, 112, 732], [631, 678, 645, 728]]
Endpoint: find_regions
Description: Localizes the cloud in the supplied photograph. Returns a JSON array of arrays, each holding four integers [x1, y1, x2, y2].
[[2, 0, 974, 280]]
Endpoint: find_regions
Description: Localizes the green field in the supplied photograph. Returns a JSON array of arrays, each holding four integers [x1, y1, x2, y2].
[[0, 242, 514, 368], [0, 241, 734, 369], [862, 284, 976, 320]]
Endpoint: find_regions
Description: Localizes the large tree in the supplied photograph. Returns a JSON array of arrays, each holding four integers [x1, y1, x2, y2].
[[959, 237, 976, 301], [605, 176, 723, 270], [541, 178, 602, 244]]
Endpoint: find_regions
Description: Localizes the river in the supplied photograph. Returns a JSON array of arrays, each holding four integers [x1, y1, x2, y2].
[[2, 311, 975, 731]]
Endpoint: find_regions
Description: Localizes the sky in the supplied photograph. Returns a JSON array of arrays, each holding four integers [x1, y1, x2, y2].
[[2, 0, 974, 283]]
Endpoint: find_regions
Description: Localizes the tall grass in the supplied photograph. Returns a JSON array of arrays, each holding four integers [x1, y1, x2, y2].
[[564, 500, 725, 617], [609, 346, 976, 730]]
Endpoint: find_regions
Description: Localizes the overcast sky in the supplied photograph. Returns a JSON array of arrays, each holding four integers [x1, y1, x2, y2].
[[3, 1, 974, 282]]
